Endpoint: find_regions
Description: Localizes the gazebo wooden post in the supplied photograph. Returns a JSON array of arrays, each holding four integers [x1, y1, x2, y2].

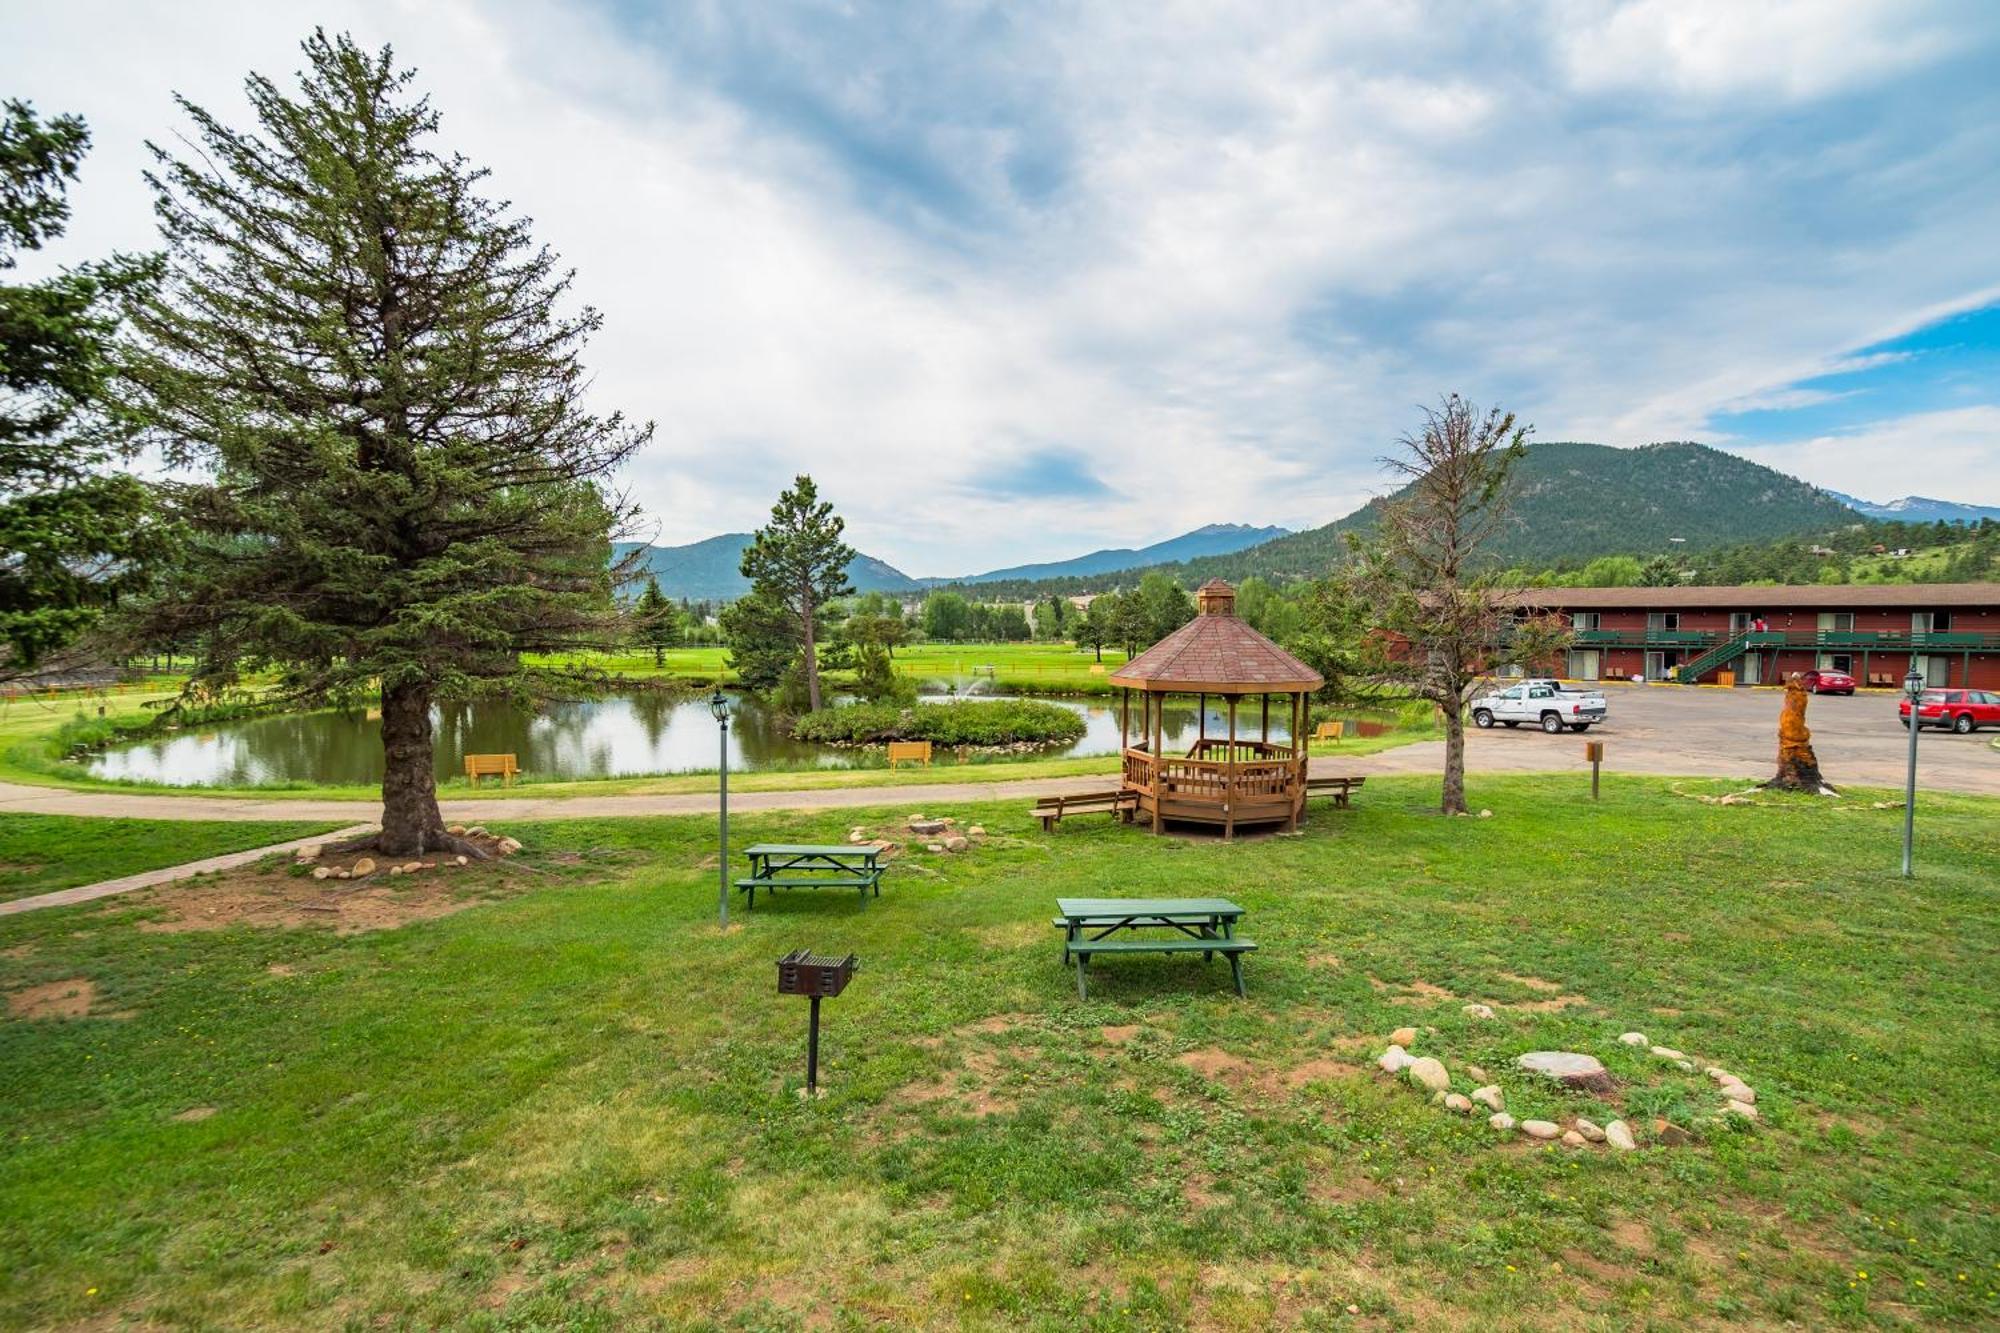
[[1197, 692, 1206, 752], [1260, 693, 1270, 743], [1151, 688, 1164, 833], [1288, 692, 1303, 831], [1225, 695, 1238, 841]]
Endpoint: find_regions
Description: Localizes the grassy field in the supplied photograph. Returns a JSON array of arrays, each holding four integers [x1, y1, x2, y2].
[[542, 641, 1136, 694], [1, 776, 1995, 1328], [0, 815, 351, 902]]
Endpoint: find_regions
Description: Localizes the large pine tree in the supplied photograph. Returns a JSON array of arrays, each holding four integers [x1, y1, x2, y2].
[[0, 100, 160, 680], [118, 33, 649, 856]]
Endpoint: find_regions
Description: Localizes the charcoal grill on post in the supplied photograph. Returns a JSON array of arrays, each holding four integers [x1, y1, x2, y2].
[[777, 950, 857, 1096]]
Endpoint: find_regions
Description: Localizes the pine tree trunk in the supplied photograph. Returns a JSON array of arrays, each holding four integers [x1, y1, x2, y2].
[[378, 679, 449, 856], [1765, 674, 1836, 794], [1440, 699, 1468, 815], [802, 599, 821, 712]]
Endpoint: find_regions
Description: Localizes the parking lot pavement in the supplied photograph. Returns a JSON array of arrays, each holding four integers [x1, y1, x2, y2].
[[1328, 683, 1999, 796]]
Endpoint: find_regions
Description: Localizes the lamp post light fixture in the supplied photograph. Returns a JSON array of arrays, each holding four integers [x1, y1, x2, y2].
[[1901, 666, 1923, 878], [710, 688, 732, 925]]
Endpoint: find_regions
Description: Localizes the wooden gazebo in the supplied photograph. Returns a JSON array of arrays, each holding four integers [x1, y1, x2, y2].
[[1109, 579, 1325, 837]]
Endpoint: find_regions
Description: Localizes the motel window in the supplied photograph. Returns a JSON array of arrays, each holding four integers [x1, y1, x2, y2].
[[1573, 612, 1602, 631], [1646, 612, 1679, 632], [1817, 612, 1854, 632]]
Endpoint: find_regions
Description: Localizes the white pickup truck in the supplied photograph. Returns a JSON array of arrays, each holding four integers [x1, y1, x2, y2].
[[1469, 679, 1608, 733]]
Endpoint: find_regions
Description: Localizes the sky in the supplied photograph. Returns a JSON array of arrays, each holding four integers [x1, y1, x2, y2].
[[7, 0, 2000, 576]]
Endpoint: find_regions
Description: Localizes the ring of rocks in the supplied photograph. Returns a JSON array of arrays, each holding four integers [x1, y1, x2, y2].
[[1375, 1017, 1760, 1150]]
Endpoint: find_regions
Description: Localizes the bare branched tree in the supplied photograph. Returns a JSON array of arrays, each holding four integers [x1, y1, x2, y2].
[[1350, 395, 1570, 815]]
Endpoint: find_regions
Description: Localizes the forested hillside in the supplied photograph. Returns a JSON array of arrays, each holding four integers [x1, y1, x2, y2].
[[954, 442, 1865, 598]]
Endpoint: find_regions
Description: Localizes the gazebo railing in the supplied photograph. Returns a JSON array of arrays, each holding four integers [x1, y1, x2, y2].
[[1185, 738, 1293, 763], [1123, 746, 1300, 801]]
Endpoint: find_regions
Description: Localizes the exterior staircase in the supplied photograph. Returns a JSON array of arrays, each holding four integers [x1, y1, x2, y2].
[[1674, 631, 1760, 684]]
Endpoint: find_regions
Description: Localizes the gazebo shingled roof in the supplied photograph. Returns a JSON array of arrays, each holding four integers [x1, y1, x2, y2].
[[1108, 579, 1325, 693]]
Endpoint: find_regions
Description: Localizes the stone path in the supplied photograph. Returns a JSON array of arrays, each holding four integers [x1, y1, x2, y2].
[[0, 823, 375, 917]]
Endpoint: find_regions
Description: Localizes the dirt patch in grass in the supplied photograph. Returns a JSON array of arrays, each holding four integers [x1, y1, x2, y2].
[[1498, 972, 1565, 992], [1260, 1057, 1362, 1097], [1175, 1046, 1254, 1084], [1368, 975, 1456, 1002], [6, 976, 131, 1021], [1182, 1172, 1223, 1208], [1504, 994, 1591, 1013], [1099, 1024, 1142, 1044], [113, 857, 531, 935], [1610, 1218, 1654, 1253], [1, 943, 34, 959], [172, 1105, 218, 1123], [894, 1040, 1042, 1118]]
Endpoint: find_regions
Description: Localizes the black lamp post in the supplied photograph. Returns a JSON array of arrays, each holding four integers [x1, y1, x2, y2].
[[710, 688, 731, 925], [1901, 666, 1923, 878]]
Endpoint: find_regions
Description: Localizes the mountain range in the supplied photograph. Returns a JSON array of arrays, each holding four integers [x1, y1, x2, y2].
[[623, 442, 1984, 603], [616, 522, 1290, 601], [1822, 492, 2000, 524]]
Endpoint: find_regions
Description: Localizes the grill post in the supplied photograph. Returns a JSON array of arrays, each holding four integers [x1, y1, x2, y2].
[[807, 995, 822, 1094]]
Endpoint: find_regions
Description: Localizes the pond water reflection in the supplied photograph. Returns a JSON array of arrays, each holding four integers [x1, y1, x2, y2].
[[81, 690, 1369, 787]]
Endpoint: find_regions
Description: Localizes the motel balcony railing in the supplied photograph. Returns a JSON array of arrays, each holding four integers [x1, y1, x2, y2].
[[1568, 628, 2000, 651]]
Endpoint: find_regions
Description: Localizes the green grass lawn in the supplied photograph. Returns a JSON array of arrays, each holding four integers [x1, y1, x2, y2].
[[537, 641, 1135, 693], [1, 776, 1995, 1328], [0, 814, 351, 902]]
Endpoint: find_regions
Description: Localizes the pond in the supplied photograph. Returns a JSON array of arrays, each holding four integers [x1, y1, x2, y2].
[[82, 691, 1395, 788]]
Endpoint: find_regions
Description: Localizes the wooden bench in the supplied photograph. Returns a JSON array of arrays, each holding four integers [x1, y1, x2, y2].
[[1304, 774, 1366, 807], [1032, 789, 1138, 832], [1053, 897, 1255, 998], [1311, 720, 1344, 743], [463, 753, 519, 786], [734, 844, 884, 909], [886, 740, 932, 769]]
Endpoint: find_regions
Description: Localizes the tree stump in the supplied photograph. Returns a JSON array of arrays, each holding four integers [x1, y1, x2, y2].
[[1764, 673, 1837, 795]]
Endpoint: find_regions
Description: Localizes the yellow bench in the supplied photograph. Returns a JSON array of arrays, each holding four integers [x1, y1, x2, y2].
[[464, 753, 519, 786], [1312, 721, 1344, 743], [887, 740, 932, 769]]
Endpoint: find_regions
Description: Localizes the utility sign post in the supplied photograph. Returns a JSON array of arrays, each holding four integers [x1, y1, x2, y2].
[[1584, 739, 1605, 800], [776, 950, 857, 1097]]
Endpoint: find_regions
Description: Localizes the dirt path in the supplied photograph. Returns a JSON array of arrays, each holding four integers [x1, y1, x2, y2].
[[0, 823, 376, 917]]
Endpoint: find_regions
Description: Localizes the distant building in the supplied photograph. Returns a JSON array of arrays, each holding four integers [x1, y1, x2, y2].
[[1509, 583, 2000, 688]]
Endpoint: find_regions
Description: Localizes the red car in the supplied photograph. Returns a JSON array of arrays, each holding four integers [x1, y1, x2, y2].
[[1899, 689, 2000, 733], [1807, 669, 1855, 695]]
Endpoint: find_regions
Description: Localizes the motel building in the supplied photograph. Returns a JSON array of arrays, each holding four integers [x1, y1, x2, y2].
[[1509, 583, 2000, 689]]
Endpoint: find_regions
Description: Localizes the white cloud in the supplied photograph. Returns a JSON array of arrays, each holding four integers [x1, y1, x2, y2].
[[5, 0, 1999, 575], [1727, 407, 2000, 505], [1556, 0, 1959, 101]]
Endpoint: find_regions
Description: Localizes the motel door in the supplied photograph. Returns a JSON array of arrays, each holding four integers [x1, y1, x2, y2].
[[1644, 651, 1677, 680], [1739, 653, 1761, 685], [1923, 654, 1952, 688], [1567, 648, 1601, 681]]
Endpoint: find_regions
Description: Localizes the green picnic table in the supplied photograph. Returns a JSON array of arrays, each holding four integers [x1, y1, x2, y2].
[[736, 844, 884, 909], [1052, 897, 1256, 999]]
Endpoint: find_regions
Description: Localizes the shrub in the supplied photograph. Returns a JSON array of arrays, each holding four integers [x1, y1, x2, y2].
[[790, 698, 1085, 748]]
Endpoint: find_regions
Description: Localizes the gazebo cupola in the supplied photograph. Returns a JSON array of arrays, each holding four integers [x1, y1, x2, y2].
[[1107, 579, 1325, 836]]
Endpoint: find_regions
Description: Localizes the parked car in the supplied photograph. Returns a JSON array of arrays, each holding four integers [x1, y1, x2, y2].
[[1807, 668, 1855, 696], [1470, 680, 1608, 733], [1899, 688, 2000, 733]]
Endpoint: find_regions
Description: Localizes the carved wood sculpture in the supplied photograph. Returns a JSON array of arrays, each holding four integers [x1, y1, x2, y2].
[[1765, 672, 1837, 795]]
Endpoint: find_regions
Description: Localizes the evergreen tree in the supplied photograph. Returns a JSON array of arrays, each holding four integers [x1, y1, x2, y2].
[[739, 474, 854, 711], [1077, 596, 1111, 661], [0, 100, 162, 679], [116, 34, 648, 856], [719, 590, 799, 694], [632, 576, 680, 666]]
